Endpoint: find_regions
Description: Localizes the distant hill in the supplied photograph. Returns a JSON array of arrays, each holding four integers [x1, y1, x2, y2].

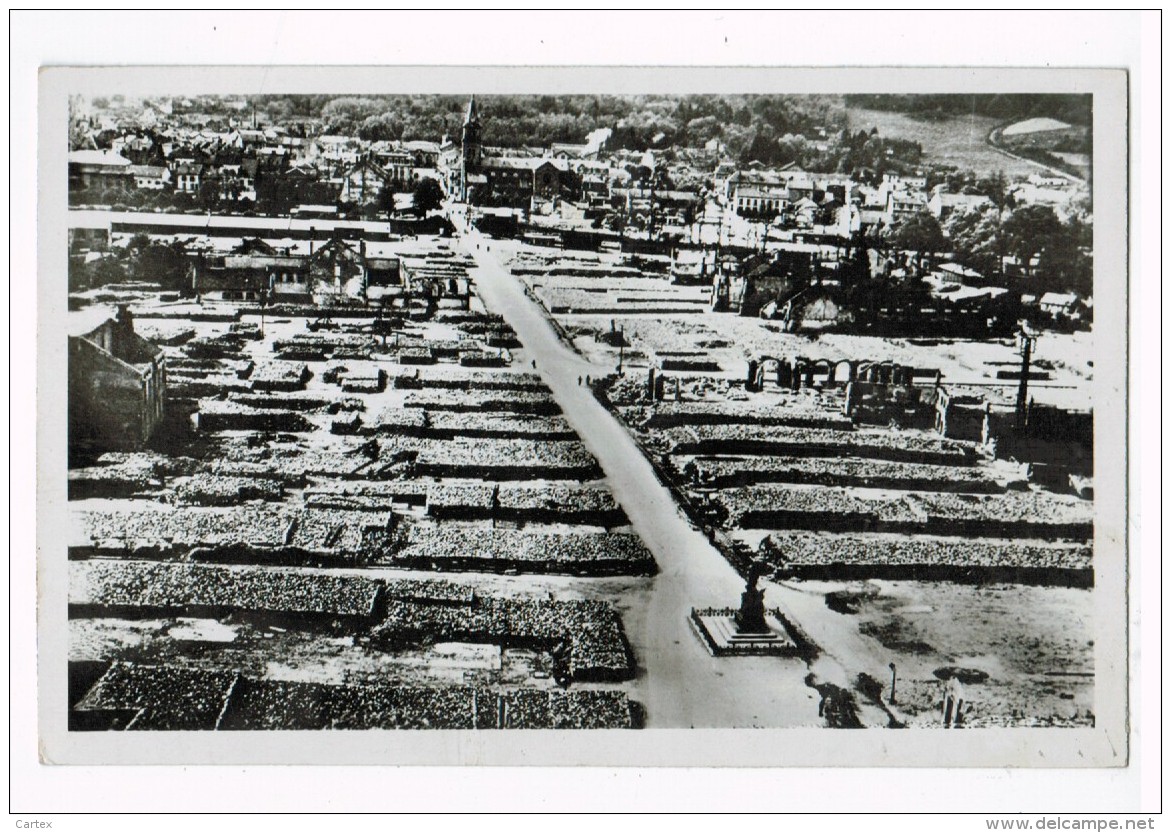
[[845, 107, 1042, 179], [843, 94, 1091, 127]]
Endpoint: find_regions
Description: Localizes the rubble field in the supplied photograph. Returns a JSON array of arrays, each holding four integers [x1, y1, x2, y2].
[[68, 265, 653, 730], [788, 579, 1095, 728], [74, 662, 638, 731], [571, 299, 1096, 727]]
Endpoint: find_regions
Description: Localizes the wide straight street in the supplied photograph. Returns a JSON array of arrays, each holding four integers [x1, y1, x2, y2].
[[458, 225, 874, 728]]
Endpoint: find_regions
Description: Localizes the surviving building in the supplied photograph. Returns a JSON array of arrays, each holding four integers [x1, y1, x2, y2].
[[927, 187, 993, 221], [68, 306, 166, 455], [454, 95, 483, 203], [68, 149, 134, 192], [446, 96, 577, 207]]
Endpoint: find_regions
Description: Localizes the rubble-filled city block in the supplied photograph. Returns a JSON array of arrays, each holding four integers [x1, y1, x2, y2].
[[65, 92, 1096, 732]]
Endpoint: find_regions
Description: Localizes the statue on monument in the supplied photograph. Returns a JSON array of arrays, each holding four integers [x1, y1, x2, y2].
[[734, 561, 770, 635]]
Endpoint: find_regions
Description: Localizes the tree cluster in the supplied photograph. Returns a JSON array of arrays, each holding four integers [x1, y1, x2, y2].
[[944, 203, 1091, 296], [874, 202, 1092, 298], [253, 170, 336, 215], [70, 234, 192, 293], [885, 211, 947, 258]]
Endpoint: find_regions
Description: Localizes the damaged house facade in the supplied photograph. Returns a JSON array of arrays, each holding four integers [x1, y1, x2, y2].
[[68, 306, 166, 455], [192, 234, 401, 305]]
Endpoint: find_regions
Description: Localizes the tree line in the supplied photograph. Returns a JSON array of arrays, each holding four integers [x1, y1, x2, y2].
[[843, 94, 1092, 126], [244, 94, 850, 157]]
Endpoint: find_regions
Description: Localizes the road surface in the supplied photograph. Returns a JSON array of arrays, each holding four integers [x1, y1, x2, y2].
[[459, 226, 841, 728]]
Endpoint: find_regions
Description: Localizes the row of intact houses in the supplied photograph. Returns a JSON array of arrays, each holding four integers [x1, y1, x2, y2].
[[723, 168, 1001, 227], [74, 98, 620, 211], [74, 96, 1085, 242], [68, 144, 439, 207]]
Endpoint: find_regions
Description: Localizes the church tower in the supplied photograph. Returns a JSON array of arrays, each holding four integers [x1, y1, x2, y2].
[[459, 95, 482, 201]]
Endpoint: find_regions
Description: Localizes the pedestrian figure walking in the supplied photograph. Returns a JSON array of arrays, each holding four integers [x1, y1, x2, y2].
[[578, 375, 582, 386]]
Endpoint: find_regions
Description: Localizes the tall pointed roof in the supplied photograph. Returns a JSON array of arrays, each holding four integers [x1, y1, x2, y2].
[[464, 95, 479, 125]]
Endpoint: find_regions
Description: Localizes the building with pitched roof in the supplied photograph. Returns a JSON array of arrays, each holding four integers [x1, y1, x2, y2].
[[68, 150, 134, 191], [69, 306, 166, 455], [444, 97, 577, 207]]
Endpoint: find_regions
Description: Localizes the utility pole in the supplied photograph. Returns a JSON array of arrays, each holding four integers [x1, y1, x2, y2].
[[1015, 325, 1038, 432]]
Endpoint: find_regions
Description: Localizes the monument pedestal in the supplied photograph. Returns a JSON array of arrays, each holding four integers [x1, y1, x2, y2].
[[689, 609, 799, 657], [689, 562, 801, 656]]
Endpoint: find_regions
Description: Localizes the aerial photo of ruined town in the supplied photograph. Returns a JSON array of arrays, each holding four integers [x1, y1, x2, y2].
[[66, 91, 1096, 733]]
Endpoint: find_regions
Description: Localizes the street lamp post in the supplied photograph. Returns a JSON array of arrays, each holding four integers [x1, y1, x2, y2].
[[1015, 325, 1038, 432]]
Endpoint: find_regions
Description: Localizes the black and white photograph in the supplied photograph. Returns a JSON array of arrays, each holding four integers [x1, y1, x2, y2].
[[48, 73, 1126, 741], [15, 10, 1157, 817]]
